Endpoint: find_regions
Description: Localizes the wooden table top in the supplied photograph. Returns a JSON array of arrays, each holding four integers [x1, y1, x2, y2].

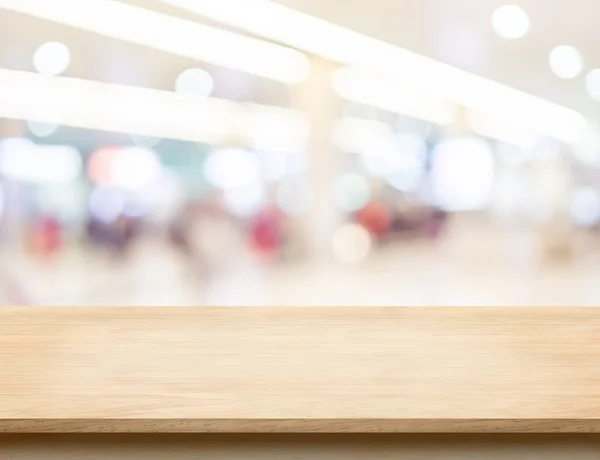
[[2, 307, 600, 433]]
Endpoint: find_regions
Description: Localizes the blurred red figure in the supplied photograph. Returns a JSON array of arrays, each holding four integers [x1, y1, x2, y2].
[[30, 215, 62, 259], [250, 206, 284, 262], [356, 201, 392, 239]]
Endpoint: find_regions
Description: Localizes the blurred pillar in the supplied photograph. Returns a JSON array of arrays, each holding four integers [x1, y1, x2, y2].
[[532, 144, 575, 261], [291, 57, 341, 263]]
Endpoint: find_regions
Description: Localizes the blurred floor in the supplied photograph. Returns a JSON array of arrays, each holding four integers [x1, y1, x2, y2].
[[3, 217, 600, 306]]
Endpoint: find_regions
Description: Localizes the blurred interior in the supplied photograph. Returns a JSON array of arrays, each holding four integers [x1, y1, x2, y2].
[[1, 0, 600, 306]]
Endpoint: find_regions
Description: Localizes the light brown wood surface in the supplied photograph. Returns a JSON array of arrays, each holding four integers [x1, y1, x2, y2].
[[2, 307, 600, 433]]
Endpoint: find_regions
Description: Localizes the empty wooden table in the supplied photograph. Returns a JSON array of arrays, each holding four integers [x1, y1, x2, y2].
[[2, 307, 600, 458]]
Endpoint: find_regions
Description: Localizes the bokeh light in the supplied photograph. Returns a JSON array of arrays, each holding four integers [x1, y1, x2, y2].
[[277, 178, 314, 216], [123, 199, 148, 219], [496, 142, 533, 166], [243, 110, 309, 154], [360, 135, 400, 177], [574, 129, 600, 166], [334, 117, 394, 154], [223, 183, 266, 217], [585, 69, 600, 102], [384, 134, 426, 191], [491, 5, 530, 39], [174, 68, 214, 98], [286, 151, 310, 175], [33, 41, 71, 76], [111, 147, 162, 191], [397, 133, 427, 161], [549, 45, 583, 79], [332, 223, 372, 264], [88, 147, 120, 187], [27, 121, 59, 138], [571, 187, 600, 227], [27, 106, 62, 138], [431, 137, 495, 212], [88, 146, 162, 190], [332, 173, 372, 212], [387, 164, 423, 192], [141, 171, 186, 223], [0, 139, 81, 184], [204, 148, 261, 189], [89, 187, 126, 223], [0, 184, 4, 219], [259, 151, 288, 183]]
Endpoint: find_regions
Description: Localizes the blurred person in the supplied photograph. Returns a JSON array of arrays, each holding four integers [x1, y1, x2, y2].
[[279, 216, 307, 262], [169, 202, 196, 255], [539, 219, 575, 264], [27, 214, 62, 260], [85, 214, 142, 260], [192, 201, 247, 275], [421, 207, 449, 242], [355, 200, 392, 241], [169, 201, 209, 277], [170, 197, 250, 280], [249, 204, 285, 263], [113, 214, 143, 258], [387, 196, 423, 237], [86, 216, 114, 250]]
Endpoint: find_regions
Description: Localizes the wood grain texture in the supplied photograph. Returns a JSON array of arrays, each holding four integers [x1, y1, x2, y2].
[[2, 307, 600, 433]]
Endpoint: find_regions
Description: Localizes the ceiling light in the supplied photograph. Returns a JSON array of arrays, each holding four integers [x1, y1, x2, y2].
[[491, 5, 530, 39], [333, 66, 586, 144], [0, 68, 298, 144], [0, 0, 310, 84], [466, 111, 540, 148], [332, 67, 457, 125], [549, 45, 583, 79], [153, 0, 590, 144]]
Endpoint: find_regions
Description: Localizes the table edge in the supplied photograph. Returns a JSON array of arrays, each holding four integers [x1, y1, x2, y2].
[[3, 418, 600, 433]]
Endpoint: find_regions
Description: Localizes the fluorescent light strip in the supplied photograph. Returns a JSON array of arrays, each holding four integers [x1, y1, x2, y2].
[[156, 0, 590, 144], [466, 112, 540, 148], [0, 68, 301, 144], [332, 67, 457, 126], [334, 66, 586, 144], [0, 0, 310, 84]]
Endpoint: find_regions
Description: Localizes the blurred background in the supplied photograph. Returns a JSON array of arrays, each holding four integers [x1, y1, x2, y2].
[[1, 0, 600, 306]]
